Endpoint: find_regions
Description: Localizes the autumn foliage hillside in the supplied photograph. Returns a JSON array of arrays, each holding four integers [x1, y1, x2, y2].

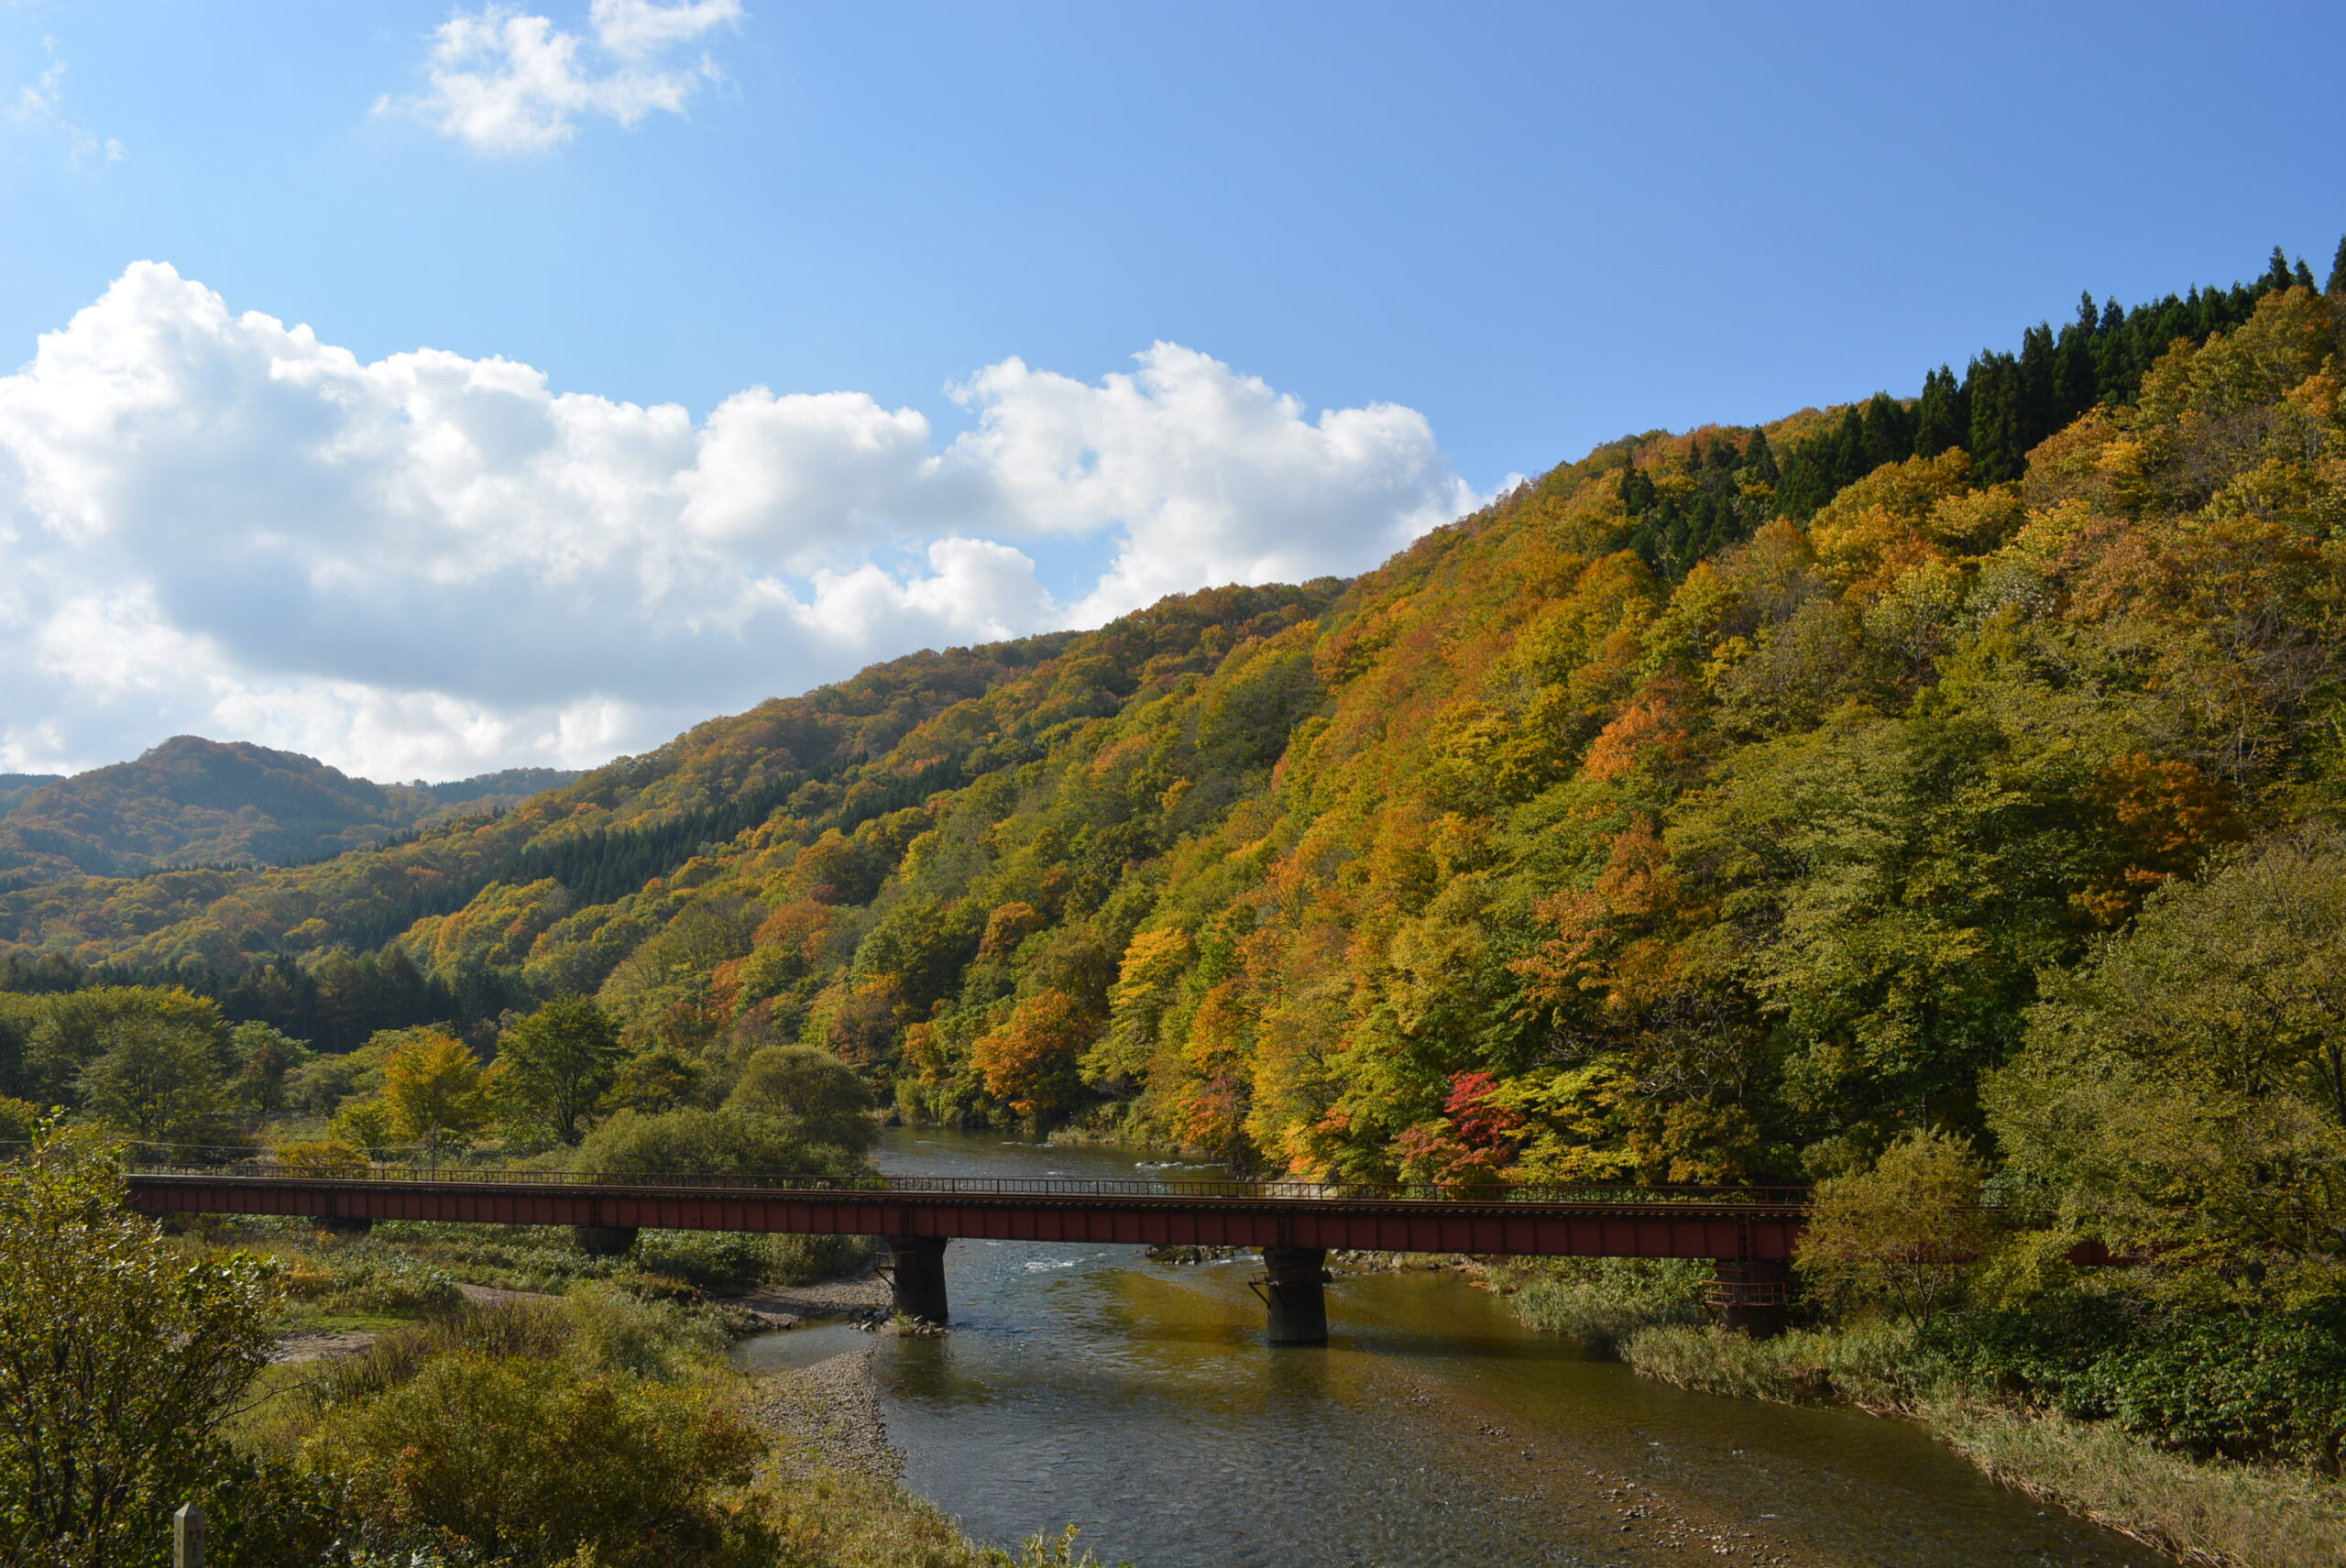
[[8, 254, 2346, 1191]]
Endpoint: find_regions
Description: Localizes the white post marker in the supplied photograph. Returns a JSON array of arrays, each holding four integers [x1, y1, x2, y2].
[[173, 1502, 205, 1568]]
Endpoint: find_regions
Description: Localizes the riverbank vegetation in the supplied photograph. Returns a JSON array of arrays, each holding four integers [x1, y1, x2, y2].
[[0, 1125, 1124, 1566]]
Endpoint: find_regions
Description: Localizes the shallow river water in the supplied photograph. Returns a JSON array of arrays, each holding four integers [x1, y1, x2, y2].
[[749, 1128, 2165, 1568]]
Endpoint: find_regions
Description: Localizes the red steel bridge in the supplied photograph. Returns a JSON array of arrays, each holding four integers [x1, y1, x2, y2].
[[126, 1167, 1810, 1343]]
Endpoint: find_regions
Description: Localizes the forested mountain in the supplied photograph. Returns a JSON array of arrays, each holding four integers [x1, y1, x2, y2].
[[7, 247, 2346, 1201], [0, 737, 582, 887], [0, 775, 62, 817]]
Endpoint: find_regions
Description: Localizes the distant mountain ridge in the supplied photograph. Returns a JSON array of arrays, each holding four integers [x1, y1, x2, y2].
[[0, 737, 579, 885], [0, 775, 63, 817]]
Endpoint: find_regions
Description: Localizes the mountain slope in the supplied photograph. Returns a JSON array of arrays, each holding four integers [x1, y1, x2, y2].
[[5, 251, 2342, 1191], [0, 627, 1106, 971], [0, 738, 582, 885], [0, 776, 63, 817]]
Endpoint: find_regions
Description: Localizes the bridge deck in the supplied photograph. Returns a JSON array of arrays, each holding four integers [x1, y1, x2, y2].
[[126, 1169, 1807, 1259]]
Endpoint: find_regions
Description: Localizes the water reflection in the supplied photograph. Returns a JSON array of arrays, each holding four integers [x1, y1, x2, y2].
[[857, 1129, 2162, 1568], [730, 1320, 870, 1376]]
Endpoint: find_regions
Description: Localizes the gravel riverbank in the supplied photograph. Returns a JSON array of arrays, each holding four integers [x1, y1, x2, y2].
[[751, 1344, 904, 1480]]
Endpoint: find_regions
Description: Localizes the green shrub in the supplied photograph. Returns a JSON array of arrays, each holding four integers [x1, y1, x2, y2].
[[561, 1282, 729, 1378], [281, 1246, 463, 1319], [295, 1291, 770, 1564], [305, 1351, 775, 1567], [638, 1228, 874, 1291], [1943, 1292, 2346, 1471]]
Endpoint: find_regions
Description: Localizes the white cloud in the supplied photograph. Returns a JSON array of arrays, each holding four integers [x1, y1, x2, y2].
[[0, 264, 1475, 780], [380, 0, 742, 156], [10, 48, 126, 166], [938, 345, 1477, 621]]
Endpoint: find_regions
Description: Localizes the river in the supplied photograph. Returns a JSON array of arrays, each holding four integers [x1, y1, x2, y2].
[[741, 1127, 2166, 1568]]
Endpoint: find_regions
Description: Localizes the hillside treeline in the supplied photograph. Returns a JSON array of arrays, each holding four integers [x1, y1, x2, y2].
[[3, 250, 2342, 1210], [0, 736, 577, 887], [11, 246, 2346, 1507]]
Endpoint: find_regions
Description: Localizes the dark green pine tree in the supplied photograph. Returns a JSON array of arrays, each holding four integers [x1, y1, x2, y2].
[[2328, 236, 2346, 296], [1858, 393, 1913, 468], [2015, 323, 2059, 451], [1739, 427, 1779, 486], [1965, 352, 2026, 485], [1617, 463, 1657, 516], [1913, 366, 1966, 457], [2263, 246, 2296, 292], [2294, 257, 2318, 291], [1830, 405, 1869, 488], [2052, 292, 2102, 422]]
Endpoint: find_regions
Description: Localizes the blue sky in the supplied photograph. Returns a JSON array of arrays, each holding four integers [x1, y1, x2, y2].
[[1, 1, 2342, 780]]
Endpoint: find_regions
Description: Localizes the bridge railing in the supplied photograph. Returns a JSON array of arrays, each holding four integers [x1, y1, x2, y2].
[[115, 1153, 1808, 1208]]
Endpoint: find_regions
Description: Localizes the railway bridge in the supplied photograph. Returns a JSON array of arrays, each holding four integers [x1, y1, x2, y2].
[[126, 1168, 1810, 1343]]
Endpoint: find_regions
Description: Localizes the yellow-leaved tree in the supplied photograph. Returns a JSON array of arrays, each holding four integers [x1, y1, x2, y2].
[[377, 1029, 489, 1162]]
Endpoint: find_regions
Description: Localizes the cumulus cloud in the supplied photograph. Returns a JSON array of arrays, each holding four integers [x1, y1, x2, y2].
[[379, 0, 742, 155], [0, 264, 1475, 779]]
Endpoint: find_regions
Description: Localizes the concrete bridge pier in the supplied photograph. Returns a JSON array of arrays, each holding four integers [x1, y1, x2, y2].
[[885, 1234, 950, 1323], [574, 1224, 640, 1256], [1257, 1245, 1331, 1345], [1711, 1257, 1792, 1337]]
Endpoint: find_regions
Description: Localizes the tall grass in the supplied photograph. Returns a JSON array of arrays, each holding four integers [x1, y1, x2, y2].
[[1926, 1398, 2346, 1568], [1617, 1321, 2346, 1566], [1620, 1321, 1925, 1412], [1486, 1256, 1712, 1355]]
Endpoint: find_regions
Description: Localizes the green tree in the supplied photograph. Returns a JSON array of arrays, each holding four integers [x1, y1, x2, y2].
[[0, 993, 38, 1102], [76, 1016, 239, 1153], [1985, 829, 2346, 1264], [575, 1106, 864, 1178], [725, 1044, 876, 1151], [494, 997, 624, 1146], [0, 1124, 275, 1563], [282, 1047, 380, 1118], [1794, 1128, 1992, 1329], [605, 1044, 706, 1113], [227, 1022, 308, 1117], [21, 988, 229, 1109]]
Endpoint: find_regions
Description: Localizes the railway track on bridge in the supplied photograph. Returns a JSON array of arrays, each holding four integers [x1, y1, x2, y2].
[[126, 1165, 1812, 1342]]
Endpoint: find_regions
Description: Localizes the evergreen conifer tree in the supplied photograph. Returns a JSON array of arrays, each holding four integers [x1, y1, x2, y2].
[[1858, 392, 1913, 469], [1913, 366, 1965, 457], [2016, 324, 2058, 451], [1966, 352, 2025, 485], [2328, 236, 2346, 297], [2052, 294, 2101, 420], [1617, 464, 1656, 516], [2264, 246, 2296, 292]]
